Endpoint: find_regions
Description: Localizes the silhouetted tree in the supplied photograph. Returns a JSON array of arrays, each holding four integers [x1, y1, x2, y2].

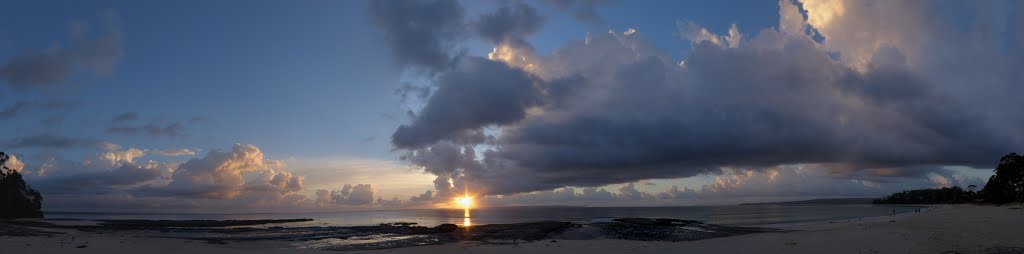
[[873, 186, 975, 204], [981, 153, 1024, 203], [0, 152, 44, 218]]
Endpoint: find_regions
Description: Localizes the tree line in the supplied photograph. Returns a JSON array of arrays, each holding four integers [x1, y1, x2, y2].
[[874, 153, 1024, 204]]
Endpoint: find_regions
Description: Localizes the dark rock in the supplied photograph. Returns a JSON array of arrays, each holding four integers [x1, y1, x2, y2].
[[593, 218, 783, 242], [453, 221, 575, 241], [612, 218, 702, 226], [434, 223, 458, 232]]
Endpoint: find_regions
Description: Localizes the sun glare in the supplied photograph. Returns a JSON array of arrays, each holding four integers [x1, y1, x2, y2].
[[454, 191, 475, 219], [457, 196, 473, 208]]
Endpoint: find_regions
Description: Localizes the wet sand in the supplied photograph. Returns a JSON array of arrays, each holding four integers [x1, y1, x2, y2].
[[2, 205, 1022, 254]]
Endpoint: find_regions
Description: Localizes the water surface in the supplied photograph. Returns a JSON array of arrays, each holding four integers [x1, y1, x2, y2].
[[47, 205, 920, 228]]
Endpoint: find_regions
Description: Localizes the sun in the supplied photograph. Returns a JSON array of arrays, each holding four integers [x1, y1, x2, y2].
[[455, 196, 473, 209], [454, 194, 475, 219]]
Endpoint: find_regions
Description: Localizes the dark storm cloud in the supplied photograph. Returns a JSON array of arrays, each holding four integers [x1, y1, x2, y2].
[[377, 0, 1023, 198], [0, 18, 122, 89], [367, 0, 465, 72], [6, 134, 99, 149], [400, 142, 483, 200], [391, 57, 540, 149], [473, 1, 545, 48], [472, 32, 1011, 194]]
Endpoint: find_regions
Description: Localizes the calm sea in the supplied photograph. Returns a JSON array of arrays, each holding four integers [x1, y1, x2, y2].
[[45, 205, 920, 228]]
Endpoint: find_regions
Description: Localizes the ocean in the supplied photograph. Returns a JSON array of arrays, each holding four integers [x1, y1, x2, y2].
[[45, 205, 921, 228]]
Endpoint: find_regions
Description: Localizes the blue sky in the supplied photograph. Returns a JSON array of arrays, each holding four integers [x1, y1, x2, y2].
[[0, 0, 782, 159], [1, 0, 1017, 212]]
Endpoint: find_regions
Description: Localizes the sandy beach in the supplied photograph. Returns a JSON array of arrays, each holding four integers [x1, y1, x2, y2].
[[2, 205, 1022, 254]]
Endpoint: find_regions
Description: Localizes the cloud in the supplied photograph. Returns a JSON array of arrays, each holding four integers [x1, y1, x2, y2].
[[107, 121, 186, 137], [17, 144, 314, 212], [2, 154, 26, 173], [482, 163, 987, 206], [381, 0, 1024, 199], [367, 0, 465, 72], [408, 189, 435, 204], [315, 184, 376, 207], [0, 100, 77, 120], [376, 196, 404, 208], [157, 144, 304, 200], [0, 101, 33, 119], [473, 1, 545, 48], [34, 161, 173, 194], [149, 149, 197, 156], [391, 58, 540, 149], [111, 112, 139, 122], [0, 13, 123, 89], [5, 134, 99, 149]]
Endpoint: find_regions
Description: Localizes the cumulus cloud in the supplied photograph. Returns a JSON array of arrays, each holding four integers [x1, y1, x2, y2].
[[0, 13, 123, 89], [158, 144, 304, 200], [2, 154, 26, 173], [27, 146, 174, 194], [315, 184, 376, 207], [376, 196, 404, 208], [378, 0, 1023, 200], [16, 144, 312, 211]]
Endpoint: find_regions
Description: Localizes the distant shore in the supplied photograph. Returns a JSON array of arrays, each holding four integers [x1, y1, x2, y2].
[[2, 204, 1022, 253]]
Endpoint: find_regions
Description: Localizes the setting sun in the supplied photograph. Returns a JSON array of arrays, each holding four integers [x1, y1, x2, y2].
[[454, 192, 475, 219], [456, 196, 473, 208]]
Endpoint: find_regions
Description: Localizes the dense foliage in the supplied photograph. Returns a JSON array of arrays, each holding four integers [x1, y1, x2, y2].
[[873, 186, 975, 204], [875, 152, 1024, 205], [981, 153, 1024, 203], [0, 152, 44, 218]]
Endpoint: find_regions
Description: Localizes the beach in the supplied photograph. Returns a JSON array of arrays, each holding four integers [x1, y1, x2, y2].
[[2, 205, 1022, 254]]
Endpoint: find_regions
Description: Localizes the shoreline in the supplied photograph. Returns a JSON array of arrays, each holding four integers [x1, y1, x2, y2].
[[2, 204, 1022, 253]]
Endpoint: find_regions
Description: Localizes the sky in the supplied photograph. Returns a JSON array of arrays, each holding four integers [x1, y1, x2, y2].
[[0, 0, 1020, 212]]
